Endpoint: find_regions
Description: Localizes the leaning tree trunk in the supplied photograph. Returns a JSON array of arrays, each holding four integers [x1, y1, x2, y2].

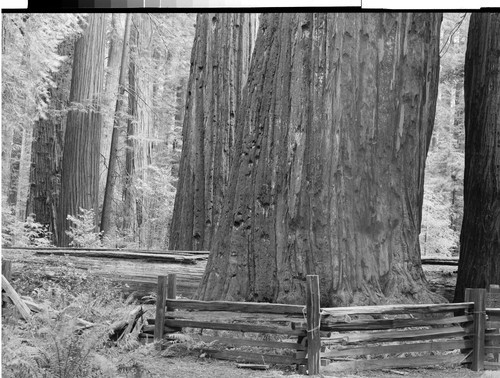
[[99, 13, 124, 211], [454, 13, 500, 303], [26, 37, 74, 243], [101, 14, 131, 237], [57, 14, 107, 246], [198, 13, 443, 307], [169, 13, 258, 251]]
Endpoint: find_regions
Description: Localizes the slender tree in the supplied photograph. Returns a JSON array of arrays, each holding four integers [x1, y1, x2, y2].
[[122, 14, 154, 244], [131, 14, 154, 246], [198, 13, 442, 306], [454, 13, 500, 302], [57, 14, 107, 246], [99, 14, 125, 208], [169, 13, 258, 251], [101, 14, 132, 236]]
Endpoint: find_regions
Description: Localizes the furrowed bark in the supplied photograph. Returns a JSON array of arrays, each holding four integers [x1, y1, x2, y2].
[[198, 13, 443, 306]]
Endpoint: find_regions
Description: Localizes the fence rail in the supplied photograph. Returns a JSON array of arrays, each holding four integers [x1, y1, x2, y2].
[[144, 274, 499, 375]]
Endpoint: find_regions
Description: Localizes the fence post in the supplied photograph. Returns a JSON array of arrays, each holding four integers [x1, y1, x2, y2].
[[167, 274, 177, 308], [306, 275, 321, 375], [466, 288, 486, 371], [154, 275, 168, 343], [488, 285, 500, 362]]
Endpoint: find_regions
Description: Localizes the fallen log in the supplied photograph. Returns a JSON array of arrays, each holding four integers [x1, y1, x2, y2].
[[421, 257, 458, 266], [33, 250, 205, 264], [2, 274, 31, 320], [3, 251, 207, 300], [3, 246, 210, 256]]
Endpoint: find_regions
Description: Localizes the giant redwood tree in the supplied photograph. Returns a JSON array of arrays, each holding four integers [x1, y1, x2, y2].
[[57, 14, 107, 246], [169, 13, 258, 251], [454, 13, 500, 303], [26, 37, 75, 244], [198, 13, 443, 306]]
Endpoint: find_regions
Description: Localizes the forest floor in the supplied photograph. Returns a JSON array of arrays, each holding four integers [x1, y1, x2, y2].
[[98, 352, 495, 378], [2, 250, 497, 378]]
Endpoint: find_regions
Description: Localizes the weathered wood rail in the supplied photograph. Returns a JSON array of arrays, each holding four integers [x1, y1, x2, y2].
[[145, 274, 319, 373], [148, 275, 500, 375]]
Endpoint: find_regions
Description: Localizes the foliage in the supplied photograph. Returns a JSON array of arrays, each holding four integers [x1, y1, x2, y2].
[[65, 208, 102, 248], [12, 262, 120, 310], [2, 258, 145, 378], [2, 208, 53, 248], [134, 164, 177, 249], [2, 14, 83, 125], [2, 308, 116, 378]]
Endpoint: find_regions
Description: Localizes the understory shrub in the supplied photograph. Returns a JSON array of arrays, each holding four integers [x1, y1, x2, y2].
[[65, 208, 102, 248]]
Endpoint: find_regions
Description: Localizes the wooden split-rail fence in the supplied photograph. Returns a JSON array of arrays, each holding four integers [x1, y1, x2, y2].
[[146, 274, 500, 375]]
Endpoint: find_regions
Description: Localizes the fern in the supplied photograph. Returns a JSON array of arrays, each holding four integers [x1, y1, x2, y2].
[[2, 328, 45, 378]]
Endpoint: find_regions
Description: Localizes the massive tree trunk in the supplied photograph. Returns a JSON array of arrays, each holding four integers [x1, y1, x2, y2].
[[26, 38, 74, 243], [169, 13, 258, 251], [57, 14, 107, 246], [454, 13, 500, 303], [101, 14, 131, 237], [198, 13, 442, 307]]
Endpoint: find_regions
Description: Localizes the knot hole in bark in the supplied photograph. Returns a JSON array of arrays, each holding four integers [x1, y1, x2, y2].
[[234, 212, 243, 228], [301, 21, 310, 38]]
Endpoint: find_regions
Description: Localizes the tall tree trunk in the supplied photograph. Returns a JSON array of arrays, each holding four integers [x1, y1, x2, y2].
[[454, 13, 500, 302], [120, 14, 156, 247], [198, 13, 442, 306], [122, 21, 138, 238], [57, 14, 107, 246], [100, 14, 124, 211], [15, 126, 32, 221], [26, 37, 74, 243], [169, 13, 258, 251], [101, 14, 131, 237], [133, 14, 154, 247]]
